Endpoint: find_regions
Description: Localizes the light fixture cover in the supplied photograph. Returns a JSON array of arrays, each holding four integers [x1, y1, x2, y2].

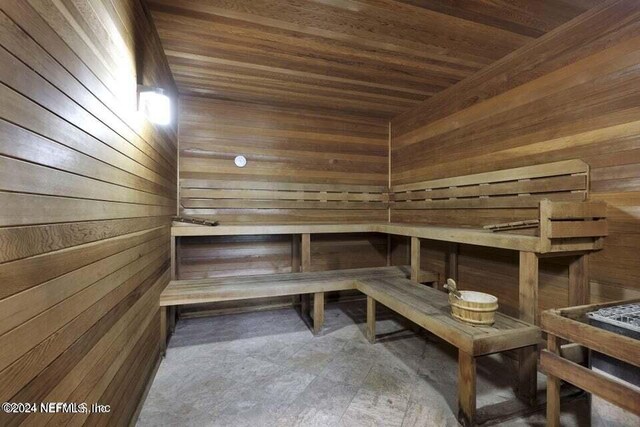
[[234, 155, 247, 167], [138, 85, 171, 125]]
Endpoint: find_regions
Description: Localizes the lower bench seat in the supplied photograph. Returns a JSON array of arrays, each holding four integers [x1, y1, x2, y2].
[[360, 277, 540, 426], [160, 266, 539, 426], [160, 266, 411, 307]]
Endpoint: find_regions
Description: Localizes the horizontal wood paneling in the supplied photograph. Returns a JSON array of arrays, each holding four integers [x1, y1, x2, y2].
[[390, 0, 640, 316], [147, 0, 593, 118], [179, 96, 388, 222], [176, 95, 388, 301], [0, 0, 176, 425]]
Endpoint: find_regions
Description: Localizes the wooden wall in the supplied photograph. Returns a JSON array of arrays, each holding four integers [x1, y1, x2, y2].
[[177, 96, 389, 313], [390, 0, 640, 318], [0, 0, 177, 424]]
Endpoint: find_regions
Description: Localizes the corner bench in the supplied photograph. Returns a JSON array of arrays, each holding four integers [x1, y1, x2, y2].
[[161, 265, 540, 426]]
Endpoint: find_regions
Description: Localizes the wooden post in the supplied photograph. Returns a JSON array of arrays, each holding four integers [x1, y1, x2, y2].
[[160, 307, 167, 357], [301, 234, 311, 316], [386, 234, 392, 266], [168, 306, 176, 333], [517, 346, 538, 406], [313, 292, 324, 335], [458, 350, 476, 427], [292, 234, 301, 273], [411, 236, 420, 282], [447, 243, 459, 281], [519, 252, 539, 324], [568, 254, 589, 307], [546, 335, 561, 427], [291, 235, 301, 306], [301, 233, 311, 271], [165, 235, 176, 346], [366, 296, 376, 344], [170, 236, 177, 280]]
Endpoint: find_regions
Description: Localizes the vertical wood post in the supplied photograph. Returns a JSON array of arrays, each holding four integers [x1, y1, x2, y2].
[[301, 233, 312, 316], [291, 235, 301, 306], [313, 292, 324, 335], [386, 234, 392, 266], [546, 335, 561, 427], [168, 306, 176, 333], [568, 254, 589, 307], [517, 346, 538, 406], [170, 236, 177, 280], [292, 234, 301, 272], [447, 243, 459, 281], [519, 252, 539, 324], [301, 233, 311, 271], [458, 350, 476, 427], [160, 307, 167, 357], [411, 236, 421, 282], [366, 296, 376, 343]]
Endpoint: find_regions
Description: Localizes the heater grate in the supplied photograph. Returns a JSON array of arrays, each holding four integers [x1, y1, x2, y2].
[[587, 303, 640, 333]]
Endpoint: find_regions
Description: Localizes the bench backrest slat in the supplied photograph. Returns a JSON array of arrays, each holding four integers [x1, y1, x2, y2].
[[390, 159, 589, 209], [180, 180, 389, 210]]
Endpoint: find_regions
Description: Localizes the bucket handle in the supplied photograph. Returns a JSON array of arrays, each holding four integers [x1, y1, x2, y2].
[[444, 278, 462, 299]]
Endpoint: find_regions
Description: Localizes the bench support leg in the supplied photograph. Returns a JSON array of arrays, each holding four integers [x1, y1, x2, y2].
[[160, 306, 167, 357], [546, 335, 561, 427], [313, 292, 324, 335], [170, 237, 177, 280], [519, 251, 538, 324], [300, 234, 312, 318], [447, 243, 459, 282], [168, 306, 176, 334], [568, 254, 589, 307], [458, 350, 476, 427], [366, 296, 376, 343], [410, 237, 420, 283], [291, 234, 301, 307], [517, 345, 538, 406]]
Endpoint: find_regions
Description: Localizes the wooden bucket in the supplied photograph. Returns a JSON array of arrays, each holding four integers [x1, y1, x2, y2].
[[449, 291, 498, 326]]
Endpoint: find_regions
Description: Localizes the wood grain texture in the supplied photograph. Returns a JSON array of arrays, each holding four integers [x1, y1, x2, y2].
[[175, 95, 389, 299], [390, 0, 640, 316], [146, 0, 593, 118], [0, 1, 176, 425]]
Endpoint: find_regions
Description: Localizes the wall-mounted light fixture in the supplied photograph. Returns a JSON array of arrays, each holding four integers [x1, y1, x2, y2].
[[137, 85, 171, 125]]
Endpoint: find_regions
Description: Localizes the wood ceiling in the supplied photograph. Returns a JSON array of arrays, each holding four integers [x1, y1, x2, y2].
[[147, 0, 598, 119]]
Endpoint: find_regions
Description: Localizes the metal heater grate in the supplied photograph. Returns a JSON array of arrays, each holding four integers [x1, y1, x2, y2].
[[587, 303, 640, 333]]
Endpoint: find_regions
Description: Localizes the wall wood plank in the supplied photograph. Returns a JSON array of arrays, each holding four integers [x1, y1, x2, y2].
[[0, 1, 177, 425], [176, 96, 388, 309], [390, 0, 640, 316]]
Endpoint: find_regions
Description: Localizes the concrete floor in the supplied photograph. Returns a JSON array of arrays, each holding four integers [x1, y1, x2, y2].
[[138, 301, 588, 426]]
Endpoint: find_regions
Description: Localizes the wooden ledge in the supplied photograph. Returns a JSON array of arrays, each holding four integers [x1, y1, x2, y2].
[[171, 222, 545, 252]]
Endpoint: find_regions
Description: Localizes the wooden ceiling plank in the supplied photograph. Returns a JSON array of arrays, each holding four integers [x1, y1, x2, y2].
[[146, 0, 596, 117]]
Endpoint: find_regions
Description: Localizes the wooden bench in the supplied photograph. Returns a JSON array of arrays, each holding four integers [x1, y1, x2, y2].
[[161, 266, 435, 334], [160, 265, 539, 426], [171, 195, 608, 326], [360, 277, 540, 426], [161, 266, 412, 336], [163, 160, 606, 424]]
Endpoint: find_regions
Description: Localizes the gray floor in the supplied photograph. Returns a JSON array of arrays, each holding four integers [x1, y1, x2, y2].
[[138, 301, 587, 426]]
